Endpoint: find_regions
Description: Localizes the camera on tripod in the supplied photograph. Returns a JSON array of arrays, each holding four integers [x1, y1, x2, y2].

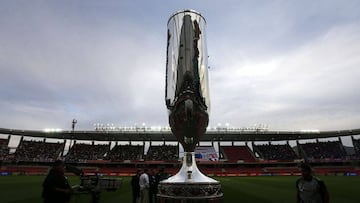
[[65, 165, 122, 203]]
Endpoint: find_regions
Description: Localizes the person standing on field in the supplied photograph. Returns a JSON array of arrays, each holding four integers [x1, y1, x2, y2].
[[131, 169, 141, 203], [139, 168, 150, 203], [296, 163, 329, 203], [42, 160, 73, 203]]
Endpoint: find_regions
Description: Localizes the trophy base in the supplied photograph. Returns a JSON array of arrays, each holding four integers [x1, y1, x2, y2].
[[157, 152, 223, 202], [158, 182, 222, 203]]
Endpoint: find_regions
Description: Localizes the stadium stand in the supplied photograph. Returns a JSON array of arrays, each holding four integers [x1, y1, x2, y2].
[[253, 143, 298, 161], [298, 141, 347, 160], [15, 140, 64, 162], [65, 143, 109, 162], [0, 138, 9, 154], [0, 130, 359, 177], [353, 138, 360, 157], [107, 144, 144, 161], [146, 144, 178, 161], [0, 138, 9, 160], [220, 146, 257, 163]]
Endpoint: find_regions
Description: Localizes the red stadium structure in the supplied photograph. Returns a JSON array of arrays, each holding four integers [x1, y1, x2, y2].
[[0, 127, 360, 177]]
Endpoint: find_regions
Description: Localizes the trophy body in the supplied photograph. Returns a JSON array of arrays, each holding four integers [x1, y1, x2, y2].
[[159, 9, 223, 202]]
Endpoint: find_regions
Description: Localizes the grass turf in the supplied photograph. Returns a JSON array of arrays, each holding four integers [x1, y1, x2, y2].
[[0, 175, 359, 203]]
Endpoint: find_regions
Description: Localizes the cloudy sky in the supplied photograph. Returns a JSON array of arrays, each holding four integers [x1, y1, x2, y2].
[[1, 0, 360, 133]]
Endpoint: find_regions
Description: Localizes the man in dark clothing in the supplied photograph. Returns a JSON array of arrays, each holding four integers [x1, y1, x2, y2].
[[296, 163, 329, 203], [131, 169, 141, 203], [156, 168, 169, 183], [149, 169, 157, 203], [42, 160, 73, 203]]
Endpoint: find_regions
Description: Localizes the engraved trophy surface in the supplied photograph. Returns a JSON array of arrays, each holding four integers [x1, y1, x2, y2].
[[159, 9, 223, 202]]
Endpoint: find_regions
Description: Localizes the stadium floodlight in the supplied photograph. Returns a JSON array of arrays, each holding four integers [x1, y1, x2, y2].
[[225, 123, 230, 130], [72, 119, 77, 132], [300, 129, 320, 133], [43, 128, 62, 133]]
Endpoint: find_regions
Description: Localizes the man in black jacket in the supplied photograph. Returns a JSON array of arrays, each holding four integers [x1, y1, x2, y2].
[[42, 160, 73, 203], [131, 169, 142, 203]]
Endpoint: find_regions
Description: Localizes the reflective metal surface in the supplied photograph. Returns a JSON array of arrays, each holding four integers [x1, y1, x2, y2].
[[162, 152, 217, 183], [158, 154, 222, 202], [161, 10, 223, 202], [165, 9, 210, 112], [158, 182, 222, 201], [165, 9, 211, 153]]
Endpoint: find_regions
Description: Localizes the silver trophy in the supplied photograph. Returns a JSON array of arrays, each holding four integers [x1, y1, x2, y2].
[[159, 9, 223, 202]]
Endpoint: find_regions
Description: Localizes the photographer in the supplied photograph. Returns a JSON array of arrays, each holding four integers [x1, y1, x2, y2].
[[42, 160, 73, 203]]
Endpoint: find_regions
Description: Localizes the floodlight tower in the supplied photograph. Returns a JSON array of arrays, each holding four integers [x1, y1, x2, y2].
[[68, 119, 77, 156]]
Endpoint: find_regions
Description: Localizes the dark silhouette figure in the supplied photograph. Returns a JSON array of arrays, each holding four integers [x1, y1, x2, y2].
[[42, 160, 72, 203], [131, 169, 141, 203], [296, 163, 329, 203], [149, 169, 157, 203]]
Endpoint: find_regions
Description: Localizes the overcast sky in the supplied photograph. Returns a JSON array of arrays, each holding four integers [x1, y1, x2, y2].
[[1, 0, 360, 133]]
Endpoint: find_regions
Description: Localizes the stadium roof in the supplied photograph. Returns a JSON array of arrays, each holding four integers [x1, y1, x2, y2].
[[1, 127, 359, 142]]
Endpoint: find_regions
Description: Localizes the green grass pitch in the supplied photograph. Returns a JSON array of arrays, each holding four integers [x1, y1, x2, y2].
[[0, 175, 359, 203]]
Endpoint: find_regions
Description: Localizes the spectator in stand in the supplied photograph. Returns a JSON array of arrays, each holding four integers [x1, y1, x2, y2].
[[146, 145, 178, 161], [42, 160, 73, 203], [131, 169, 141, 203], [139, 168, 150, 203], [15, 140, 63, 162], [353, 139, 360, 157], [296, 163, 329, 203], [65, 143, 109, 162], [255, 144, 298, 161], [108, 145, 144, 161], [300, 141, 346, 160]]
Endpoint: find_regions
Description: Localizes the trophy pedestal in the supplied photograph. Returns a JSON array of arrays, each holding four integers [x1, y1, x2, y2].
[[157, 152, 223, 202]]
